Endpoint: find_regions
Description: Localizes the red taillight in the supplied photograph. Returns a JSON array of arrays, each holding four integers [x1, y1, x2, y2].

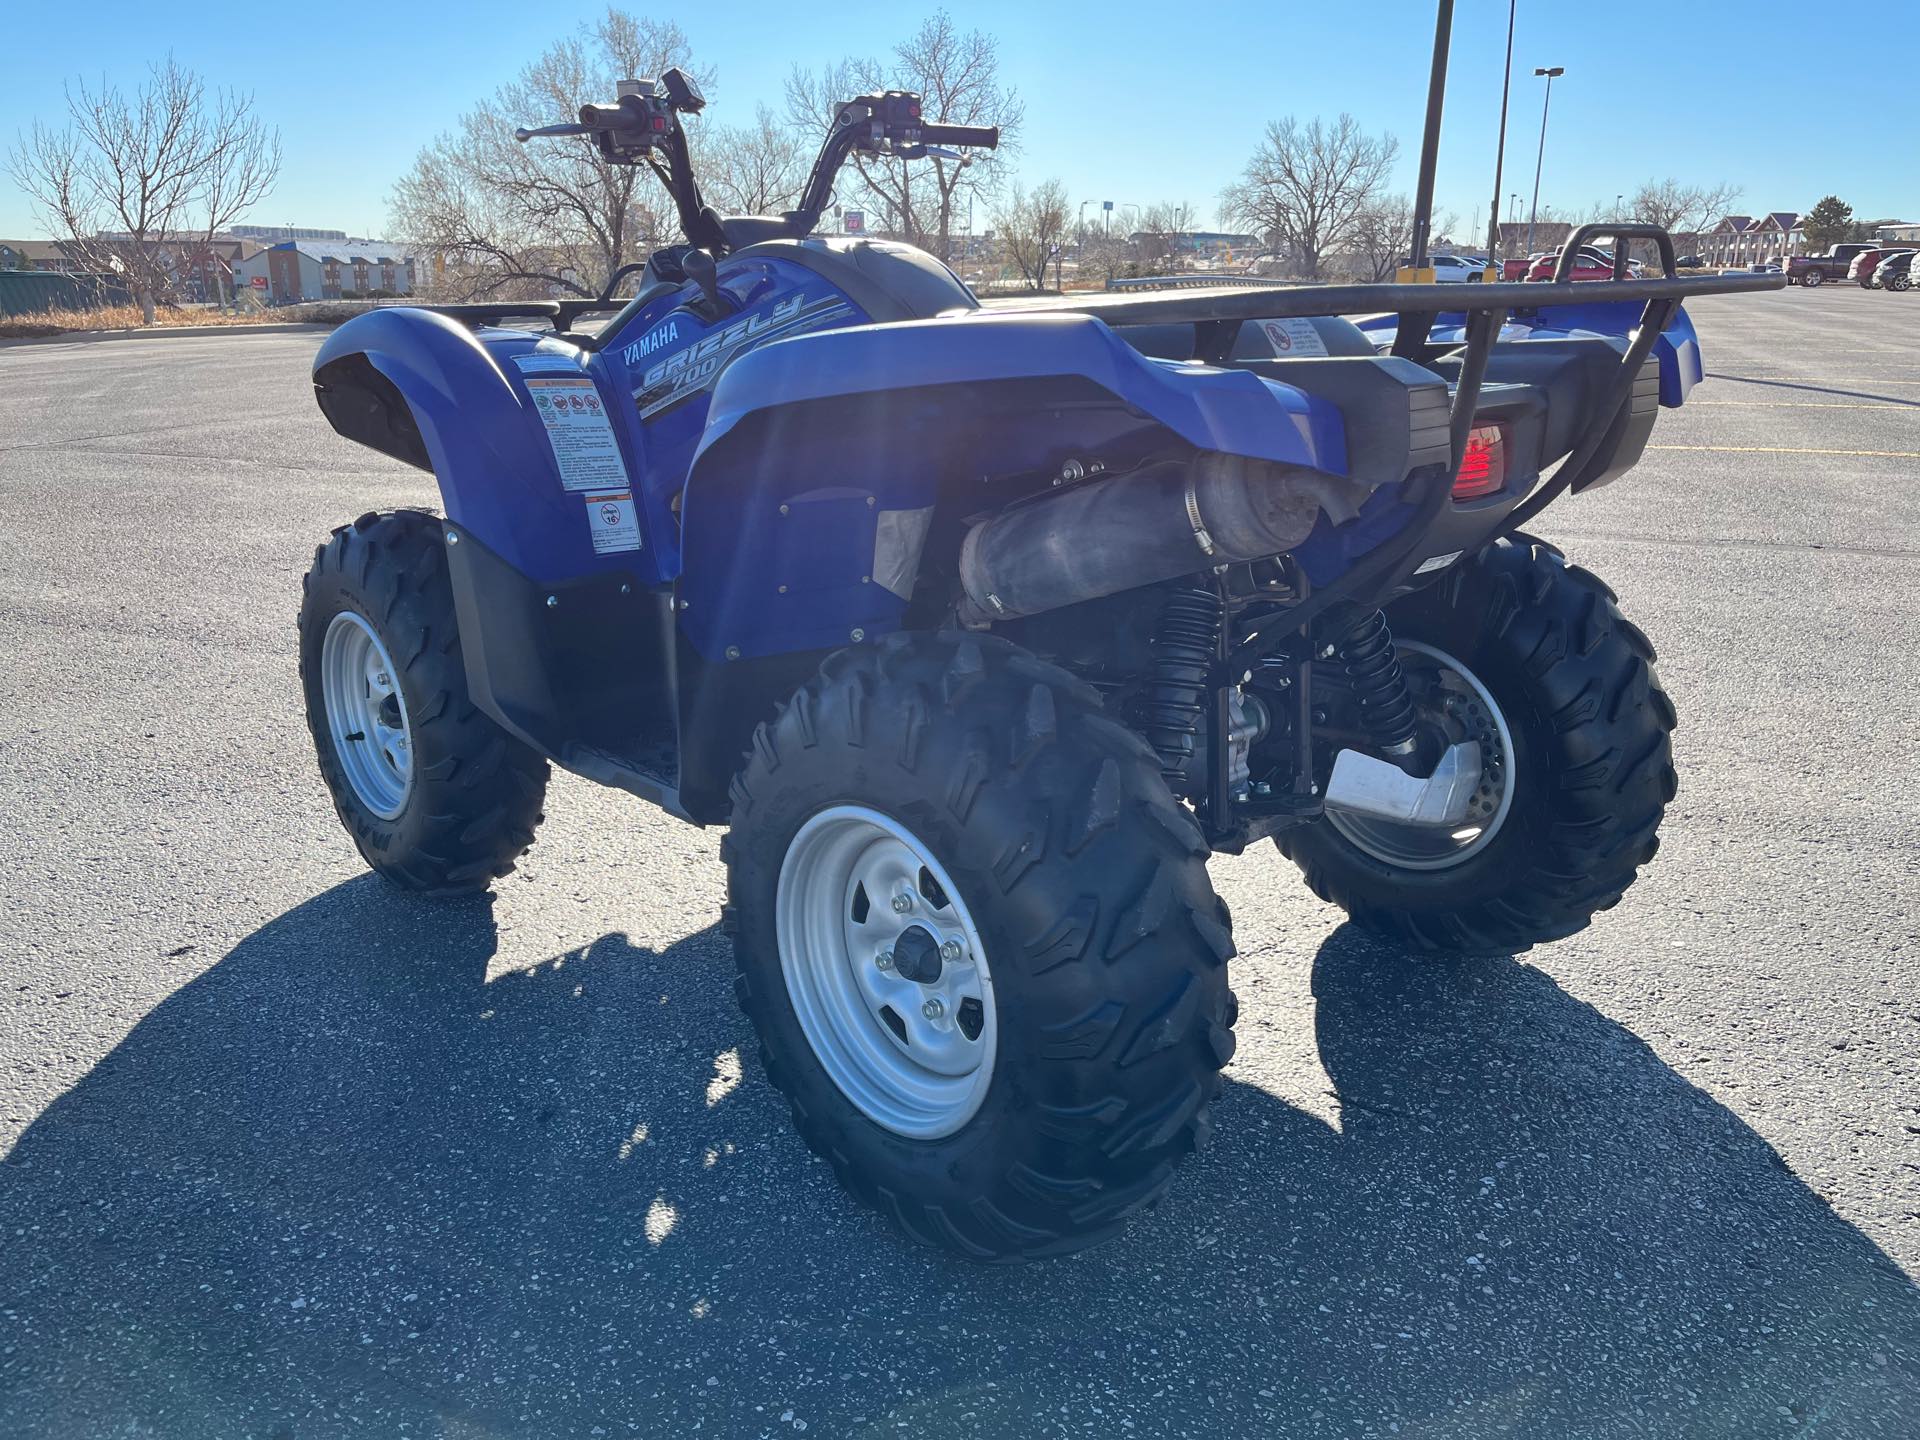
[[1453, 425, 1506, 499]]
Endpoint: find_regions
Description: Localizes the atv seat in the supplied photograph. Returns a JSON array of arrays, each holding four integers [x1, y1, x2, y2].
[[734, 237, 980, 322]]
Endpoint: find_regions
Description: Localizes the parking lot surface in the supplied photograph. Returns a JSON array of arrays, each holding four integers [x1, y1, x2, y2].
[[1, 287, 1916, 1438]]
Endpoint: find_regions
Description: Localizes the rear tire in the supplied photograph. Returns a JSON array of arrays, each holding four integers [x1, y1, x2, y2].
[[299, 510, 549, 892], [1279, 538, 1677, 954], [1801, 270, 1823, 287], [724, 632, 1236, 1260]]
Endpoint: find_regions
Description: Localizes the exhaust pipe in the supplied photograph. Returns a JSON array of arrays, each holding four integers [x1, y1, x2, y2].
[[957, 452, 1371, 623]]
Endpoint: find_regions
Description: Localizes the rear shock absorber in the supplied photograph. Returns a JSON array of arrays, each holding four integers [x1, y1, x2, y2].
[[1134, 588, 1223, 793], [1336, 609, 1420, 763]]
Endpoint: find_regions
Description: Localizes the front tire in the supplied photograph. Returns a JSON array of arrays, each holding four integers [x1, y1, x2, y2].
[[299, 510, 549, 891], [1279, 539, 1677, 954], [725, 633, 1236, 1260]]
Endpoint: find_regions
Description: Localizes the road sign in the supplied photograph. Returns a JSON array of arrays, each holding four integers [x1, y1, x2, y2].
[[844, 211, 865, 234]]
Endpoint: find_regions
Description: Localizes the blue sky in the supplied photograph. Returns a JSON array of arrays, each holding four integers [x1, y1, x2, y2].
[[2, 1, 1914, 241]]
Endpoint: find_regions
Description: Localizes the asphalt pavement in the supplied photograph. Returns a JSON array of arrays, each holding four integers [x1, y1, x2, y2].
[[1, 287, 1916, 1438]]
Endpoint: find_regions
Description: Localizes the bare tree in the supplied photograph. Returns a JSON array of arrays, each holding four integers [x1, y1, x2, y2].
[[389, 9, 697, 301], [786, 11, 1022, 261], [1075, 224, 1129, 286], [994, 179, 1069, 291], [1134, 200, 1197, 272], [1338, 198, 1463, 280], [1628, 177, 1745, 237], [1220, 114, 1397, 280], [697, 104, 809, 217], [1348, 195, 1416, 281], [8, 56, 279, 324]]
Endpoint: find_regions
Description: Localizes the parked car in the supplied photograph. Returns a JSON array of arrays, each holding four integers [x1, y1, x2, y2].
[[1526, 249, 1646, 282], [1675, 253, 1706, 268], [1429, 253, 1485, 282], [1850, 247, 1910, 287], [1872, 250, 1916, 292], [1785, 242, 1880, 287]]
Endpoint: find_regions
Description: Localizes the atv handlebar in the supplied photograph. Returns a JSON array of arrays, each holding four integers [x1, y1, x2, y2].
[[519, 76, 998, 251]]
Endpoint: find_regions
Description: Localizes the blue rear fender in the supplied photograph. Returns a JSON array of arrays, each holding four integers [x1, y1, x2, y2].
[[674, 311, 1349, 660], [1355, 300, 1704, 405]]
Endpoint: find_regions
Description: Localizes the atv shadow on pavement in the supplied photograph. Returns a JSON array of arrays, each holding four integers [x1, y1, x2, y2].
[[1, 881, 1914, 1438]]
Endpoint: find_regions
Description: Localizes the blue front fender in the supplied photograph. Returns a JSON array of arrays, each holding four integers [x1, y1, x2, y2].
[[314, 310, 652, 583]]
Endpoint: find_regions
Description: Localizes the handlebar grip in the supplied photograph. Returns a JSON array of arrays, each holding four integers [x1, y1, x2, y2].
[[919, 123, 999, 150]]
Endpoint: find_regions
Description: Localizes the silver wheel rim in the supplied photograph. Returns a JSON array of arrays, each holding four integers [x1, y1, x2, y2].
[[775, 806, 997, 1140], [320, 610, 414, 821], [1326, 641, 1516, 871]]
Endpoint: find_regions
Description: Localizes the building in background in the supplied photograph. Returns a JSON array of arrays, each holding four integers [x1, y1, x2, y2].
[[0, 240, 86, 272], [233, 239, 417, 303], [2, 234, 263, 300], [1700, 213, 1802, 266], [227, 225, 350, 243]]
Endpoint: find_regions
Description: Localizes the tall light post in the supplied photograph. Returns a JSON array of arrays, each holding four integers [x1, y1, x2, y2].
[[1484, 0, 1515, 267], [1406, 0, 1455, 272], [1525, 65, 1564, 259]]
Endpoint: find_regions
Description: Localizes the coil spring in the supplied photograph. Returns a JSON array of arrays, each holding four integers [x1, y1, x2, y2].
[[1135, 588, 1223, 790], [1338, 609, 1419, 755]]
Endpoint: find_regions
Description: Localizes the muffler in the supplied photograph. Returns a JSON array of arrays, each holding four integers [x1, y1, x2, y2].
[[957, 452, 1371, 624]]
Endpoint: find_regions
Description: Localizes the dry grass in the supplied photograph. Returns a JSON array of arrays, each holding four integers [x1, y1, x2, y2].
[[0, 303, 287, 340]]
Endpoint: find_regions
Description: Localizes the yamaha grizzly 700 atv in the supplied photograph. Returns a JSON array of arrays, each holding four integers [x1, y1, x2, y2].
[[300, 71, 1783, 1259]]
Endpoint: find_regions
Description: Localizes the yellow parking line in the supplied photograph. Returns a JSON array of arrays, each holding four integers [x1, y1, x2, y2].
[[1691, 401, 1910, 409], [1648, 444, 1920, 458]]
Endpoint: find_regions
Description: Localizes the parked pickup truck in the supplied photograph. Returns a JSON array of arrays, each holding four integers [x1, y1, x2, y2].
[[1786, 243, 1881, 287]]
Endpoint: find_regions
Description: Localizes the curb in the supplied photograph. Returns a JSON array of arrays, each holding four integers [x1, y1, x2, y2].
[[0, 322, 336, 348]]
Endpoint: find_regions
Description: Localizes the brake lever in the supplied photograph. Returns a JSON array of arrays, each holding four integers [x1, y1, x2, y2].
[[514, 122, 594, 143], [889, 143, 966, 162]]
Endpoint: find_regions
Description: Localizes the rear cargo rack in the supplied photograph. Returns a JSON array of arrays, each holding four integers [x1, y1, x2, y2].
[[1007, 223, 1786, 666]]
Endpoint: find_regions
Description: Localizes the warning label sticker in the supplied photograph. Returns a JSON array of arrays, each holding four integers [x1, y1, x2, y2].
[[526, 375, 627, 492], [583, 491, 642, 554], [1260, 319, 1330, 358]]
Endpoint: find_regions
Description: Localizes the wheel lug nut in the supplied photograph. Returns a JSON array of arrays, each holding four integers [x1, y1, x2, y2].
[[890, 892, 913, 914], [921, 998, 944, 1021], [875, 949, 893, 970], [939, 939, 962, 963]]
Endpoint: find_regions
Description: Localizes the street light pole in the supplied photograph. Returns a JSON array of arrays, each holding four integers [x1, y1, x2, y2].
[[1407, 0, 1454, 271], [1484, 0, 1515, 266], [1525, 65, 1565, 259]]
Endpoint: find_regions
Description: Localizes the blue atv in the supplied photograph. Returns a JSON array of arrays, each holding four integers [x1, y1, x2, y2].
[[300, 71, 1783, 1259]]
